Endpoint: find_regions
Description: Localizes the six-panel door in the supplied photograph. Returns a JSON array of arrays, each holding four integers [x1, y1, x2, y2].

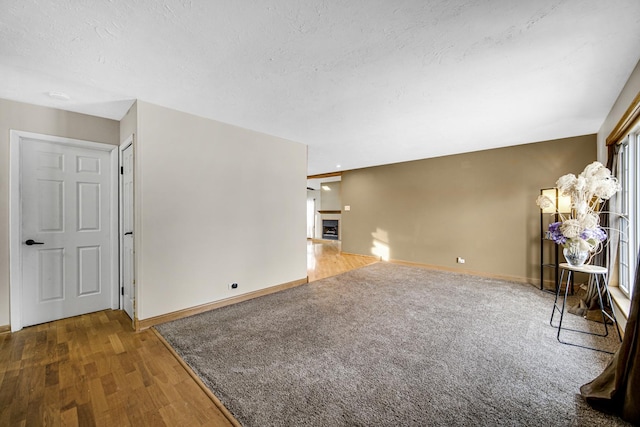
[[21, 138, 113, 327]]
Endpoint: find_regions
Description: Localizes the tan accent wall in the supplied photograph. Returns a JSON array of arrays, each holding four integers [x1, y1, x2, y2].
[[0, 98, 119, 327], [341, 135, 596, 284]]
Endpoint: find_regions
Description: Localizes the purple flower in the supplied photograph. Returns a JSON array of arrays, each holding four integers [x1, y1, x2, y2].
[[581, 227, 607, 242], [547, 222, 607, 248], [547, 221, 567, 245]]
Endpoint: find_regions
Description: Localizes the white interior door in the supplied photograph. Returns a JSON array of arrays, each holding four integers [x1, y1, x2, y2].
[[121, 142, 134, 320], [20, 137, 114, 327]]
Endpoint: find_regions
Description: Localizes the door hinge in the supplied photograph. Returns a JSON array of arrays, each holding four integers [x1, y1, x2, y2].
[[121, 287, 124, 296], [120, 166, 124, 175]]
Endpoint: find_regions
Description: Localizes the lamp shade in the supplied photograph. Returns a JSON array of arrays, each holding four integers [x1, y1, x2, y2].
[[541, 188, 557, 213], [557, 193, 571, 213], [540, 188, 571, 214]]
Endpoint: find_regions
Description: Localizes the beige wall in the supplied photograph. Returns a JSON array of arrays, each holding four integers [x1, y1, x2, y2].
[[341, 135, 596, 284], [597, 58, 640, 162], [320, 181, 341, 210], [0, 98, 119, 327], [318, 181, 342, 239], [596, 58, 640, 332], [134, 101, 307, 320], [120, 101, 137, 143], [0, 97, 305, 327]]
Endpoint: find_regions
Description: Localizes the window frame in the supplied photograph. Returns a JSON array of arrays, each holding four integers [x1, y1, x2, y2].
[[617, 132, 638, 298]]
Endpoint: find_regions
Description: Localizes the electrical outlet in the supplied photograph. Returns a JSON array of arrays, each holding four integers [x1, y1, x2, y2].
[[457, 257, 465, 264], [229, 283, 239, 290]]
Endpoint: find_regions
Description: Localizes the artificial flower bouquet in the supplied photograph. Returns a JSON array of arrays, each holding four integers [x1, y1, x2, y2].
[[537, 161, 620, 255]]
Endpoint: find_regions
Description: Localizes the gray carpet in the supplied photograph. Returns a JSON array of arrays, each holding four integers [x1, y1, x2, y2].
[[155, 262, 629, 426]]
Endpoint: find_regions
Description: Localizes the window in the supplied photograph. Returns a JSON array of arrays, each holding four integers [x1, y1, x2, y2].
[[307, 197, 316, 239], [617, 132, 639, 297]]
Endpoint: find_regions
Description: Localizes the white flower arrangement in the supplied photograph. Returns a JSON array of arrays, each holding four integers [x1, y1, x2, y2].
[[536, 161, 620, 254]]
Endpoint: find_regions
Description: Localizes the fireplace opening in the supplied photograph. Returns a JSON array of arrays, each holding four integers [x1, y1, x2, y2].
[[322, 219, 339, 240]]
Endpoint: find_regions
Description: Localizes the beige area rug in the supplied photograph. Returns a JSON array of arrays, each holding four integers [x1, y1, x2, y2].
[[156, 263, 627, 426]]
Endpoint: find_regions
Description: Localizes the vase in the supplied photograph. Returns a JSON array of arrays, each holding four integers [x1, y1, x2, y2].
[[563, 243, 589, 267]]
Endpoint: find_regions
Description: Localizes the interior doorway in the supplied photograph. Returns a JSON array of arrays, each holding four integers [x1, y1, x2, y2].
[[9, 131, 119, 331], [120, 136, 135, 322]]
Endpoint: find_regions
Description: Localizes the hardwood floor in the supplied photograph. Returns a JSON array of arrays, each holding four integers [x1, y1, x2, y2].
[[0, 240, 378, 426], [307, 239, 379, 282], [0, 310, 234, 426]]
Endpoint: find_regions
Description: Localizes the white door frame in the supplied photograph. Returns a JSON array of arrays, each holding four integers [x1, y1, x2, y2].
[[119, 135, 134, 322], [9, 130, 119, 332]]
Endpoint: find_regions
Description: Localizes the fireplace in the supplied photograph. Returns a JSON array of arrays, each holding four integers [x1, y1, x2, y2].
[[322, 219, 339, 240]]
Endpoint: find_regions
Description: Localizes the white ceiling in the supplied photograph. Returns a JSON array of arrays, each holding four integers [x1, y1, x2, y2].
[[2, 1, 640, 175]]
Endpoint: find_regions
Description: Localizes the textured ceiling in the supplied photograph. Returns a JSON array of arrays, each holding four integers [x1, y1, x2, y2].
[[2, 1, 640, 175]]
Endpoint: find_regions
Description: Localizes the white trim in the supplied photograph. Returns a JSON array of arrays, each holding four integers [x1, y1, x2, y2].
[[119, 135, 134, 320], [610, 286, 631, 320], [109, 141, 119, 311], [9, 130, 119, 332], [617, 131, 639, 298], [9, 132, 22, 332]]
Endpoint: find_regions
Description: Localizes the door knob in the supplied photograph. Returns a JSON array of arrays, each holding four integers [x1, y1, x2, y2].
[[25, 239, 44, 245], [124, 232, 133, 236]]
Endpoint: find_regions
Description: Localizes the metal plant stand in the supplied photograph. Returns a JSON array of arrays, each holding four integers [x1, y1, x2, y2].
[[550, 263, 622, 354]]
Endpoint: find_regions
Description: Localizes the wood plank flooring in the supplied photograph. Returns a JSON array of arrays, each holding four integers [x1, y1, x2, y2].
[[0, 240, 378, 426], [0, 310, 234, 426], [307, 239, 379, 282]]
